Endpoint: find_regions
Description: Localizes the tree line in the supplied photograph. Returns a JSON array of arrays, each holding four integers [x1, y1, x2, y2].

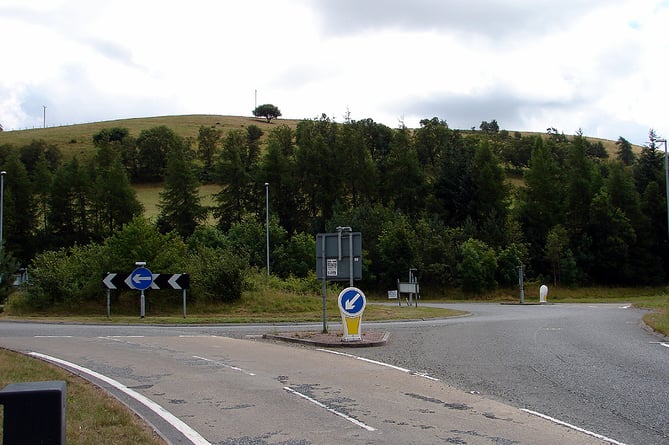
[[0, 114, 665, 307]]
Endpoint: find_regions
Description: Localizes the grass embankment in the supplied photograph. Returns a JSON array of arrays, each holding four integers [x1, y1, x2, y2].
[[0, 114, 300, 162], [0, 349, 165, 445]]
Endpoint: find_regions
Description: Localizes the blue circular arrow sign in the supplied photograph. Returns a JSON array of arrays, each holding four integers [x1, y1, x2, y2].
[[130, 267, 153, 290], [337, 287, 366, 317]]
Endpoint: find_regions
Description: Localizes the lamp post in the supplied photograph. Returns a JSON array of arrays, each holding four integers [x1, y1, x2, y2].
[[0, 171, 6, 248], [265, 182, 270, 276], [653, 138, 669, 242]]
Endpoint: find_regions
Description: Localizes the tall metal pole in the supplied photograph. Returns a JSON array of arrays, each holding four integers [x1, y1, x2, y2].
[[265, 182, 270, 276], [0, 171, 6, 248], [43, 105, 46, 128], [663, 140, 669, 244], [654, 138, 669, 243]]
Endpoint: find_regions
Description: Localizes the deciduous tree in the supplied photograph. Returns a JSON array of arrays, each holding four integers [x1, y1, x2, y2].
[[253, 104, 281, 123]]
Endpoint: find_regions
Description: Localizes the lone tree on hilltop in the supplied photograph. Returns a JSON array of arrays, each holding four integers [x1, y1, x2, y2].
[[253, 104, 282, 123]]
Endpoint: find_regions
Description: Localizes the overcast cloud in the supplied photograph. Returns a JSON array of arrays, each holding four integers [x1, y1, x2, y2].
[[1, 0, 668, 145]]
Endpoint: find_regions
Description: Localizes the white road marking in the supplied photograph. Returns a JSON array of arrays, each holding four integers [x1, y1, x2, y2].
[[179, 335, 218, 338], [28, 352, 210, 445], [192, 355, 256, 376], [97, 336, 145, 343], [619, 304, 631, 309], [649, 342, 669, 348], [521, 408, 627, 445], [283, 386, 377, 432], [104, 336, 145, 338], [317, 348, 440, 381], [34, 336, 73, 338]]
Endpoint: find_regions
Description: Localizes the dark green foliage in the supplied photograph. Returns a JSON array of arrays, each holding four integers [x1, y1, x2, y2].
[[188, 246, 248, 303], [616, 136, 635, 166], [90, 145, 143, 239], [2, 153, 36, 261], [260, 125, 306, 235], [0, 243, 20, 303], [197, 125, 222, 180], [135, 126, 180, 182], [19, 139, 62, 173], [457, 238, 497, 294], [413, 218, 466, 288], [495, 243, 528, 287], [47, 157, 91, 248], [377, 214, 419, 287], [382, 125, 427, 217], [103, 216, 188, 273], [27, 243, 104, 308], [7, 116, 669, 306], [271, 232, 316, 278], [156, 138, 207, 238], [213, 130, 258, 231], [252, 104, 282, 123]]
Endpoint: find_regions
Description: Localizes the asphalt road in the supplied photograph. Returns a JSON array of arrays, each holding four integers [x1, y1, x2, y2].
[[0, 302, 666, 444], [347, 302, 669, 445]]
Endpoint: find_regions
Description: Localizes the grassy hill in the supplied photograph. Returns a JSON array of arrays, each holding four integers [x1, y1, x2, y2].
[[0, 114, 637, 216], [0, 114, 301, 162], [0, 114, 636, 161]]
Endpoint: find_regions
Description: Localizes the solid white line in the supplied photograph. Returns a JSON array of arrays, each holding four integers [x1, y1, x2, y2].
[[192, 355, 256, 376], [317, 348, 440, 381], [661, 343, 669, 348], [521, 408, 627, 445], [283, 386, 376, 432], [28, 352, 211, 445]]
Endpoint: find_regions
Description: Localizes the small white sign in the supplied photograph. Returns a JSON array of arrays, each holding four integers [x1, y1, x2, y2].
[[388, 290, 398, 299], [327, 259, 338, 277]]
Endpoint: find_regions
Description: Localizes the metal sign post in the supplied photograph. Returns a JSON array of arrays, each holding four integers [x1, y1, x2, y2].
[[316, 230, 362, 334], [102, 269, 190, 318], [129, 263, 153, 319]]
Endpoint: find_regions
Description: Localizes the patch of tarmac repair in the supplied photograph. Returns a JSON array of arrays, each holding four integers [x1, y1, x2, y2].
[[216, 431, 311, 445], [443, 429, 520, 445], [404, 393, 472, 411]]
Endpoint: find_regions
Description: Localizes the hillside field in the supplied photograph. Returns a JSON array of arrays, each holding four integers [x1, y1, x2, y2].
[[0, 114, 639, 217]]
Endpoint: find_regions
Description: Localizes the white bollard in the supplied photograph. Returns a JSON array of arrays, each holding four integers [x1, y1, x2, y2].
[[539, 284, 548, 303]]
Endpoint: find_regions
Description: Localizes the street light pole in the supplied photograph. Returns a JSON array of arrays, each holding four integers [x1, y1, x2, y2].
[[0, 171, 6, 248], [653, 138, 669, 243], [265, 182, 270, 276]]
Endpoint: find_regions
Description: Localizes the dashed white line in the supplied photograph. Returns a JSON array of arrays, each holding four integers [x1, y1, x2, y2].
[[521, 408, 627, 445], [283, 386, 377, 432], [28, 352, 210, 445], [34, 336, 73, 338], [192, 355, 256, 376], [317, 348, 440, 381]]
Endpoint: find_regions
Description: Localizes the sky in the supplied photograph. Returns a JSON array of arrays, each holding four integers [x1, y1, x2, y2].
[[2, 0, 669, 145]]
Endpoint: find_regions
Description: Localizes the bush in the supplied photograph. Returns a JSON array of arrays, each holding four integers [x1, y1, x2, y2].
[[27, 243, 106, 309], [457, 238, 497, 294], [188, 246, 249, 303]]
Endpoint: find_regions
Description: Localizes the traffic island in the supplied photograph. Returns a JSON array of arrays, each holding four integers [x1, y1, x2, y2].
[[263, 330, 389, 347]]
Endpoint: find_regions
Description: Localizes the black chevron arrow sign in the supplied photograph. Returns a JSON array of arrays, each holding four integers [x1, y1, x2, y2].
[[103, 273, 190, 290]]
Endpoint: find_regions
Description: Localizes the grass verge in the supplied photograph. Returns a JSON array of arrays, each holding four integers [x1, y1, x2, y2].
[[0, 348, 165, 445]]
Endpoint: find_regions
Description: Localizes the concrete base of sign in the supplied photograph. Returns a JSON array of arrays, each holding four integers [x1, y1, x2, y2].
[[263, 330, 389, 348]]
